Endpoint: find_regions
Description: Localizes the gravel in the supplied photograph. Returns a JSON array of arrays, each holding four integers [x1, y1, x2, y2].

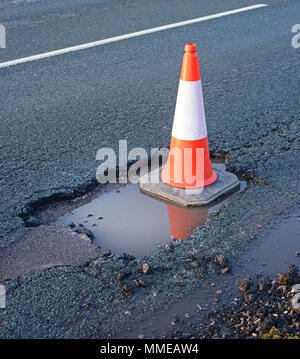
[[163, 265, 300, 339]]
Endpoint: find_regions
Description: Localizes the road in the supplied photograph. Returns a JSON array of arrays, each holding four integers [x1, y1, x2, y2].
[[0, 0, 299, 338]]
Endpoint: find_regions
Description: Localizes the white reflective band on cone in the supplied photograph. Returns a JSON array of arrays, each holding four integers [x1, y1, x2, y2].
[[171, 80, 208, 141]]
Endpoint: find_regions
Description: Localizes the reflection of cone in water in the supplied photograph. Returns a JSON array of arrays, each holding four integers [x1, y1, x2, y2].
[[161, 43, 217, 188], [166, 203, 209, 239]]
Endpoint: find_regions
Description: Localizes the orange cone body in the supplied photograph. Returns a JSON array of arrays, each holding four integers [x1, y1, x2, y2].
[[161, 43, 217, 188], [166, 203, 208, 239]]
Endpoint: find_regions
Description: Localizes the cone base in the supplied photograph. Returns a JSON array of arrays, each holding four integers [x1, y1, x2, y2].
[[139, 164, 240, 207]]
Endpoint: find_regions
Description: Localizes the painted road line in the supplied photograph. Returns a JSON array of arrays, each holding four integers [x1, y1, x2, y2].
[[0, 4, 268, 69]]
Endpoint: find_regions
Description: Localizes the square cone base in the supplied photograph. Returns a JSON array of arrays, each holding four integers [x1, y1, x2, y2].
[[138, 163, 240, 207]]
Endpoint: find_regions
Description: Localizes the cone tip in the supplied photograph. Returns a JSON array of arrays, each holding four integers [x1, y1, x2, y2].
[[184, 43, 197, 53]]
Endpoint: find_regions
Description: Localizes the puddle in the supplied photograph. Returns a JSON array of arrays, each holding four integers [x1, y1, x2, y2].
[[115, 208, 300, 338], [53, 164, 246, 257]]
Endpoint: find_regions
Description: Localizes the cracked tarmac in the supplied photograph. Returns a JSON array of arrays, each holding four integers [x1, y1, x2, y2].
[[0, 0, 299, 338]]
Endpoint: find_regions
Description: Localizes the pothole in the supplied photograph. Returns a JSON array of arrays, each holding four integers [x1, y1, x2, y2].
[[115, 208, 300, 339], [34, 162, 246, 258]]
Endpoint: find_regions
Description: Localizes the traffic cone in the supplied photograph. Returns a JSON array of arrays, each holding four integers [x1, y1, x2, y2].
[[166, 203, 208, 239], [161, 43, 217, 188]]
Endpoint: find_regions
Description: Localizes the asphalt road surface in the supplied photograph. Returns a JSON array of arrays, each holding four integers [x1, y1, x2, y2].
[[0, 0, 299, 338]]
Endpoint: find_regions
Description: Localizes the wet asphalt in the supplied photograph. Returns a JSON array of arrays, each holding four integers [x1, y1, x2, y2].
[[0, 0, 299, 338]]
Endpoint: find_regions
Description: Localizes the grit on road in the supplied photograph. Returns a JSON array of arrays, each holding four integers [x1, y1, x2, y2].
[[0, 0, 299, 338]]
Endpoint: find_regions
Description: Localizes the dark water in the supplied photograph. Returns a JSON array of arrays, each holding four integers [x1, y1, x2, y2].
[[55, 170, 246, 257], [116, 208, 300, 338]]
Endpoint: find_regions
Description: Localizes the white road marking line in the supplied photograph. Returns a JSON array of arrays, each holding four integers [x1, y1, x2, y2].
[[0, 4, 268, 69]]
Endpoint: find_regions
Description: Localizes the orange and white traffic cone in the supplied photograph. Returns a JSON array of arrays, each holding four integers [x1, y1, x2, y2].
[[166, 203, 208, 240], [161, 43, 217, 189]]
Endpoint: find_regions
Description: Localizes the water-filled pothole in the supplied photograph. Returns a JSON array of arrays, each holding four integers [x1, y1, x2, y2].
[[51, 163, 246, 257]]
